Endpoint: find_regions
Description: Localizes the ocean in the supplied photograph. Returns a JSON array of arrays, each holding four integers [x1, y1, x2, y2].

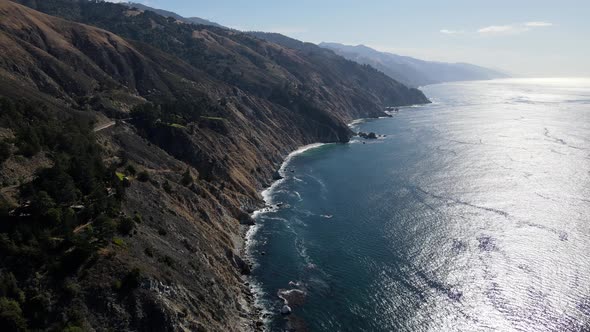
[[247, 78, 590, 331]]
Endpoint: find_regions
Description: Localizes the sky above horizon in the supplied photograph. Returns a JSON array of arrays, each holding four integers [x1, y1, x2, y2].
[[117, 0, 589, 77]]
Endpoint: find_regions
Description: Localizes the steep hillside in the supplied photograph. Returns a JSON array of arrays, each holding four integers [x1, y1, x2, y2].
[[320, 42, 510, 87], [12, 0, 428, 121], [249, 32, 427, 107], [0, 1, 428, 331]]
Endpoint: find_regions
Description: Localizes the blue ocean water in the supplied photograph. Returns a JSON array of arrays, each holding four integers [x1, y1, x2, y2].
[[247, 78, 590, 331]]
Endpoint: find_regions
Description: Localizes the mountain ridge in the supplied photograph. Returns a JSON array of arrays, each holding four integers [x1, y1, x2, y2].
[[320, 42, 510, 87], [123, 2, 226, 29], [0, 1, 428, 331]]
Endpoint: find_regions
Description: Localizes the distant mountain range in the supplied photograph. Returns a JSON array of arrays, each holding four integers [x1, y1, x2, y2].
[[122, 4, 506, 87], [124, 2, 226, 28], [320, 43, 509, 87]]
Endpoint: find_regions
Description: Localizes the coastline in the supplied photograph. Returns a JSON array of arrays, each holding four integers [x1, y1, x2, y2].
[[239, 104, 427, 329], [242, 142, 330, 327], [240, 121, 378, 327]]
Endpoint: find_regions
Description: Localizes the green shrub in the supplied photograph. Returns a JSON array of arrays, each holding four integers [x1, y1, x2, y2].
[[30, 191, 55, 215], [118, 217, 135, 236], [144, 247, 154, 257], [125, 164, 137, 176], [62, 280, 81, 298], [162, 180, 172, 193], [0, 141, 11, 164], [120, 268, 142, 292], [0, 273, 24, 303], [0, 197, 14, 217], [94, 215, 117, 238], [16, 134, 41, 157], [63, 325, 85, 332], [24, 291, 51, 325], [44, 208, 62, 225], [0, 97, 127, 328], [160, 255, 175, 268], [0, 297, 27, 332], [60, 242, 93, 273], [136, 171, 150, 182], [112, 280, 122, 291], [181, 168, 193, 186]]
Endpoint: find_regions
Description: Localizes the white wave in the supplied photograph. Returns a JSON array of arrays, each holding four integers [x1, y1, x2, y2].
[[245, 143, 329, 321], [348, 118, 367, 127], [258, 143, 327, 206], [245, 277, 274, 326], [294, 237, 314, 267]]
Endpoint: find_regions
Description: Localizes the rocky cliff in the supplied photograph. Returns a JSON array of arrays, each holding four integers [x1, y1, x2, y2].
[[0, 1, 428, 330]]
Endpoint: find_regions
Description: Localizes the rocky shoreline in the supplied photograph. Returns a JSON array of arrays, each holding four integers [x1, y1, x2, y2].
[[239, 117, 397, 329], [239, 143, 331, 330]]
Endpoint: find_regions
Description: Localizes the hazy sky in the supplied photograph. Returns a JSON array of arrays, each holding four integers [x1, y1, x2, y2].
[[120, 0, 589, 77]]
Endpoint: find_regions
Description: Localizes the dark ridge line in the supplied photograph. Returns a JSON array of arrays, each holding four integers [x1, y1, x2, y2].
[[447, 138, 530, 151], [436, 145, 458, 156], [544, 127, 567, 145], [414, 187, 510, 218], [544, 127, 587, 151], [550, 149, 567, 155], [414, 270, 463, 302], [535, 192, 557, 202], [412, 187, 568, 241]]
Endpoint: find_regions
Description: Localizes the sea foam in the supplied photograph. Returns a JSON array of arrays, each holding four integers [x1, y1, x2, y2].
[[245, 143, 328, 323]]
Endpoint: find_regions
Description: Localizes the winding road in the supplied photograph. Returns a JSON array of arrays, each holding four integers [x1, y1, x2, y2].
[[93, 121, 116, 132]]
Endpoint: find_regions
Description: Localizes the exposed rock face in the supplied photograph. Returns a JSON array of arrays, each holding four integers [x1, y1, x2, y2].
[[281, 305, 292, 315], [0, 1, 429, 330], [359, 132, 379, 139]]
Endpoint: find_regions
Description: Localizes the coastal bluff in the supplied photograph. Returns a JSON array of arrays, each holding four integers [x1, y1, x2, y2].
[[0, 0, 429, 330]]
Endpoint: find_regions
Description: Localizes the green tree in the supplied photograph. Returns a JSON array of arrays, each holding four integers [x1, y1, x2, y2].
[[0, 273, 24, 303], [125, 164, 137, 176], [0, 297, 27, 332], [181, 168, 193, 186], [0, 141, 11, 164], [30, 191, 55, 216], [118, 217, 135, 236], [136, 171, 150, 182]]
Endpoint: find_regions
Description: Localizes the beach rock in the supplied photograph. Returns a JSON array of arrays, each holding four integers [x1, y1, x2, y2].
[[279, 289, 306, 307], [238, 211, 256, 226], [281, 305, 292, 315], [358, 132, 378, 139], [226, 250, 252, 275]]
